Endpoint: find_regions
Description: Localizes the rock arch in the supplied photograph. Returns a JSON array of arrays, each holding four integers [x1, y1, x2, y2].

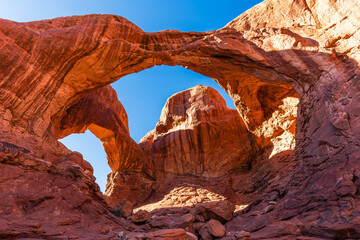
[[1, 0, 360, 238], [54, 85, 146, 173]]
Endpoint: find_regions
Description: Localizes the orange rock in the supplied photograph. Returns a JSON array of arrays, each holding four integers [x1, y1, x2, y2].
[[121, 229, 188, 240], [206, 219, 226, 238], [131, 210, 151, 224], [140, 85, 257, 177], [54, 85, 146, 173], [0, 142, 127, 239], [195, 200, 235, 223], [152, 228, 188, 240], [0, 13, 296, 151], [105, 171, 154, 207], [0, 0, 360, 238], [148, 213, 194, 230]]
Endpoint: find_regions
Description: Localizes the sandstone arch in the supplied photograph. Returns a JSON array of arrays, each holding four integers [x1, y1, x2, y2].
[[54, 85, 146, 173], [1, 0, 360, 238]]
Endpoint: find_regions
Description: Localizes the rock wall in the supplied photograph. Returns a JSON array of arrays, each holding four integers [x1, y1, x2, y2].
[[0, 139, 135, 239], [1, 0, 360, 238], [139, 85, 257, 177]]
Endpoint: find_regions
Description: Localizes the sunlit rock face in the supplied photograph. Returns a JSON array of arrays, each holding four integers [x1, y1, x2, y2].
[[139, 85, 258, 177], [1, 0, 360, 238]]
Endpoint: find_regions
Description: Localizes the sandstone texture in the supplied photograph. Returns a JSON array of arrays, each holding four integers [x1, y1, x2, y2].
[[139, 85, 256, 177], [131, 210, 151, 224], [0, 141, 135, 239], [0, 0, 360, 239], [54, 85, 146, 172]]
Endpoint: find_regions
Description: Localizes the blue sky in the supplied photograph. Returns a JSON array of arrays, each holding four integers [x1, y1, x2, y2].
[[1, 0, 263, 191]]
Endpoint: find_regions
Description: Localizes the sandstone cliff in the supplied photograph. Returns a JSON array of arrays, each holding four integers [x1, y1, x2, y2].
[[1, 0, 360, 238], [139, 85, 257, 177], [105, 85, 294, 209]]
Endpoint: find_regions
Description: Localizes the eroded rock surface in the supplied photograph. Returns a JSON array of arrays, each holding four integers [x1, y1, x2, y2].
[[54, 85, 146, 172], [0, 141, 135, 239], [0, 0, 360, 238], [140, 85, 257, 177]]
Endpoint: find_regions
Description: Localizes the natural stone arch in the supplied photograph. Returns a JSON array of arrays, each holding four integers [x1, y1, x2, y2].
[[1, 0, 358, 195], [0, 14, 295, 141], [53, 85, 146, 173], [1, 0, 360, 237], [0, 13, 301, 175]]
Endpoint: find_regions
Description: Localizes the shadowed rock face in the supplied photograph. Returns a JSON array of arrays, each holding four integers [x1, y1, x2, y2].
[[54, 85, 146, 173], [1, 0, 360, 238]]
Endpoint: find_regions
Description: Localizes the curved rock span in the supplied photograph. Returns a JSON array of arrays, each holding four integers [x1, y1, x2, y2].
[[54, 85, 146, 173], [0, 0, 360, 239]]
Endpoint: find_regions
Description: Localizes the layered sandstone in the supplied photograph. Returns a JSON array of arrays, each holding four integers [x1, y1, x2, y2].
[[0, 140, 136, 239], [54, 85, 146, 173], [139, 85, 257, 177], [0, 0, 360, 238], [105, 85, 295, 208]]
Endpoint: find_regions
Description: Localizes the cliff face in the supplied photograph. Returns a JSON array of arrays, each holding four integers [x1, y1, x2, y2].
[[1, 0, 360, 238], [104, 85, 297, 212], [139, 85, 256, 177]]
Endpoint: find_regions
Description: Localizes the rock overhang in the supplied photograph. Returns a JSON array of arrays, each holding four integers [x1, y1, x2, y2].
[[1, 0, 360, 238]]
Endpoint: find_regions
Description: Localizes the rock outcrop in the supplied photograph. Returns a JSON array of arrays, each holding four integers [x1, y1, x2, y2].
[[1, 0, 360, 238], [139, 85, 257, 177], [0, 140, 135, 239], [106, 171, 154, 207], [105, 86, 296, 208]]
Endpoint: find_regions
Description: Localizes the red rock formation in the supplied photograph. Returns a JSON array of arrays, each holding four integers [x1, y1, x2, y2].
[[0, 140, 136, 239], [105, 171, 154, 207], [105, 85, 295, 208], [105, 85, 290, 208], [131, 210, 151, 224], [119, 228, 190, 240], [0, 13, 295, 145], [139, 85, 257, 177], [199, 219, 226, 239], [53, 85, 146, 173], [0, 0, 360, 238]]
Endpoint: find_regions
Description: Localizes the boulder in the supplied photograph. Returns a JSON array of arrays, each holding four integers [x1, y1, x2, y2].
[[206, 219, 226, 238], [131, 210, 151, 224], [195, 200, 235, 223], [111, 199, 133, 218], [149, 213, 194, 230]]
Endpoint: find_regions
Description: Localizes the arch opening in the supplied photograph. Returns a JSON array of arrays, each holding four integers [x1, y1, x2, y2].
[[56, 65, 242, 193], [59, 130, 110, 192]]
